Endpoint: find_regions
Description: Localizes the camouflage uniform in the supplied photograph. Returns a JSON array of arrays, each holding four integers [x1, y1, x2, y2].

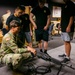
[[0, 31, 33, 69]]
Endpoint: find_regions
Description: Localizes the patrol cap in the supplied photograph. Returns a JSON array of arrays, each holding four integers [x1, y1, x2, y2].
[[10, 20, 21, 28]]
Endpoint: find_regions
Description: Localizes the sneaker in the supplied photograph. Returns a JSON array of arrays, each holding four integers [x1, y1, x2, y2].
[[58, 54, 66, 57], [62, 58, 70, 63], [40, 50, 43, 52]]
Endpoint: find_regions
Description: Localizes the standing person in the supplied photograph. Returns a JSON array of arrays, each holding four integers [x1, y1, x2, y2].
[[58, 0, 75, 63], [6, 5, 25, 48], [20, 12, 32, 47], [0, 20, 36, 74], [1, 10, 11, 35], [30, 0, 51, 53], [6, 5, 25, 30]]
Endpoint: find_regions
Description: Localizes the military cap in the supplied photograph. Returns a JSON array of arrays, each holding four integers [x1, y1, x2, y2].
[[10, 20, 21, 28]]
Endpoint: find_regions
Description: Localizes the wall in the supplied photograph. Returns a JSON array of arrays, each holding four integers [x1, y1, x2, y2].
[[0, 6, 15, 29]]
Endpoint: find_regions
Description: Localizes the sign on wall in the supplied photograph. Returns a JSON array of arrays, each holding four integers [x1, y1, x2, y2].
[[52, 6, 61, 18]]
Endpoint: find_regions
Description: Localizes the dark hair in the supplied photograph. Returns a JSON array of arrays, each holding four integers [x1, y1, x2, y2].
[[38, 0, 46, 3], [16, 5, 25, 11], [10, 20, 21, 28]]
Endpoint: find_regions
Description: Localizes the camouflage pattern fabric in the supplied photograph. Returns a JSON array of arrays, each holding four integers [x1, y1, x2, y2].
[[0, 31, 32, 69]]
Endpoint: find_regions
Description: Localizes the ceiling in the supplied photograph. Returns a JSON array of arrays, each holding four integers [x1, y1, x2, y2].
[[51, 0, 75, 3], [0, 0, 75, 7]]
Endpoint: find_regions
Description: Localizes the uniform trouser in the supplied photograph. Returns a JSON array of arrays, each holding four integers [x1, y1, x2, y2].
[[2, 52, 32, 70]]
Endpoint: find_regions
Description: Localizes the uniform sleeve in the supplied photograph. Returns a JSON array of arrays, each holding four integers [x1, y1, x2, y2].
[[4, 36, 29, 54]]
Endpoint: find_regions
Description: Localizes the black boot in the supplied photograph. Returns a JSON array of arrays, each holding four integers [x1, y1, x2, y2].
[[40, 49, 43, 52], [44, 50, 47, 54]]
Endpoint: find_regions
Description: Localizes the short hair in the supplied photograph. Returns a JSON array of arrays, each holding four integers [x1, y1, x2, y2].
[[38, 0, 46, 3], [10, 20, 21, 28], [16, 5, 25, 11]]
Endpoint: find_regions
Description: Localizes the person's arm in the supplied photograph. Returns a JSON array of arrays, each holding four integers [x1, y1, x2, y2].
[[30, 13, 37, 29], [29, 23, 33, 36], [5, 24, 9, 30], [6, 16, 12, 30], [4, 36, 28, 53], [28, 14, 33, 36], [66, 16, 74, 32], [4, 36, 36, 55], [44, 15, 51, 30]]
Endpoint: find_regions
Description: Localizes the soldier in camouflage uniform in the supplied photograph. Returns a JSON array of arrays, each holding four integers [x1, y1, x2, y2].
[[0, 20, 36, 73]]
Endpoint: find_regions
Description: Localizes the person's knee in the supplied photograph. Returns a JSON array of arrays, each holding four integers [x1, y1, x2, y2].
[[12, 54, 22, 66], [65, 41, 70, 45]]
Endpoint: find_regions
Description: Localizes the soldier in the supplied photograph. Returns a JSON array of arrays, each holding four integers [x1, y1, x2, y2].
[[0, 20, 36, 74]]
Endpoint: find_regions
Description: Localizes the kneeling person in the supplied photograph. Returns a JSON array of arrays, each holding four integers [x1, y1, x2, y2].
[[0, 20, 36, 73]]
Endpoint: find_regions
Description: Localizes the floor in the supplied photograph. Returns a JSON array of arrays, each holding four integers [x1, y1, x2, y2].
[[0, 35, 75, 75]]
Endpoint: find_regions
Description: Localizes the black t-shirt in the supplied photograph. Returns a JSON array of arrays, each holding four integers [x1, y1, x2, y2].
[[6, 14, 22, 29], [31, 5, 51, 29], [20, 14, 30, 32], [61, 1, 75, 32]]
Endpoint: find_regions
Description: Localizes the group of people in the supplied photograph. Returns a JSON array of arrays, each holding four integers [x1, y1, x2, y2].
[[0, 0, 75, 74], [0, 5, 36, 74]]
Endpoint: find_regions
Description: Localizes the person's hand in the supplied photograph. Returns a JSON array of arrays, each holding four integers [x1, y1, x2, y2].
[[34, 24, 37, 29], [30, 31, 33, 36], [44, 26, 48, 30], [66, 26, 71, 32], [27, 46, 36, 56]]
